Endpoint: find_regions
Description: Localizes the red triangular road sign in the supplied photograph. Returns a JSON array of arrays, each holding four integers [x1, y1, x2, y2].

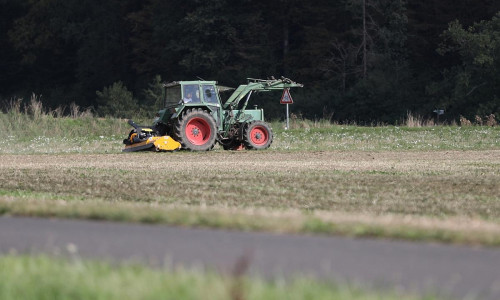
[[280, 88, 294, 104]]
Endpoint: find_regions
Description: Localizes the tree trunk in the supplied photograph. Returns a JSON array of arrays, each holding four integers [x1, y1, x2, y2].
[[362, 0, 367, 79]]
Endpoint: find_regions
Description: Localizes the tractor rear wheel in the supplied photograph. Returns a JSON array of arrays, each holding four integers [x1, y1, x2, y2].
[[243, 121, 273, 150], [174, 108, 217, 151]]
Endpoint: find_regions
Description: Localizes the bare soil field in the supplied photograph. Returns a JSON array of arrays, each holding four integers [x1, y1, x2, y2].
[[1, 150, 499, 245]]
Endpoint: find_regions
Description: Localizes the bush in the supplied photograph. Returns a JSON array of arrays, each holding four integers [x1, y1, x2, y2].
[[96, 82, 138, 118], [142, 75, 164, 109]]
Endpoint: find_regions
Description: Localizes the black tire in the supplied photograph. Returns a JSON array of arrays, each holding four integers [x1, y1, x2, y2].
[[243, 121, 273, 150], [174, 108, 217, 151]]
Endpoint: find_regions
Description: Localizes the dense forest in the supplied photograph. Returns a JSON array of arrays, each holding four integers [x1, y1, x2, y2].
[[1, 0, 500, 123]]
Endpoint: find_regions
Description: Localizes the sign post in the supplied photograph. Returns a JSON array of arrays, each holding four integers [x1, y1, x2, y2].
[[280, 88, 294, 130], [286, 102, 289, 129]]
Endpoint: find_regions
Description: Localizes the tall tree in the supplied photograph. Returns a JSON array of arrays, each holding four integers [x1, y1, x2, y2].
[[433, 12, 500, 119]]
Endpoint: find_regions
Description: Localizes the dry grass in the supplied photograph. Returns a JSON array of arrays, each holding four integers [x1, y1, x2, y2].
[[1, 151, 499, 245], [2, 99, 500, 154], [404, 112, 435, 127]]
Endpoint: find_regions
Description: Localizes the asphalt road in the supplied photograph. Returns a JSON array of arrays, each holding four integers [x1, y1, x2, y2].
[[1, 217, 499, 299]]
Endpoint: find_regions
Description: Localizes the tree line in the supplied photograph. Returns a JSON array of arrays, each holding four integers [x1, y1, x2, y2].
[[1, 0, 499, 123]]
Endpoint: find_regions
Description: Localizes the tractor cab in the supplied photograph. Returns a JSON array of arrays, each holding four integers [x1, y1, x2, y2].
[[163, 81, 221, 107]]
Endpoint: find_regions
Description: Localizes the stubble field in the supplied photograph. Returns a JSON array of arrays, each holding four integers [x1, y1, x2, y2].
[[1, 147, 499, 245]]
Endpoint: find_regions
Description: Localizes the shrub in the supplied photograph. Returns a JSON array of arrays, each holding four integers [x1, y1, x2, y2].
[[96, 82, 138, 119], [459, 115, 472, 126], [485, 114, 498, 126]]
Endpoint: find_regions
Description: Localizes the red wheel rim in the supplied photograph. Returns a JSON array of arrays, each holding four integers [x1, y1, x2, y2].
[[250, 126, 268, 146], [186, 117, 211, 145]]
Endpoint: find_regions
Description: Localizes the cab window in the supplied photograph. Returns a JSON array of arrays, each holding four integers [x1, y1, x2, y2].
[[183, 84, 201, 104], [202, 85, 218, 104], [165, 86, 181, 107]]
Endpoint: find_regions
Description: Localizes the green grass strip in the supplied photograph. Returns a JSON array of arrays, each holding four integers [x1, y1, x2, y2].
[[0, 255, 440, 300]]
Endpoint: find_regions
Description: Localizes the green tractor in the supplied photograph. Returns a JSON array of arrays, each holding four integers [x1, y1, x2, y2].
[[123, 77, 303, 152]]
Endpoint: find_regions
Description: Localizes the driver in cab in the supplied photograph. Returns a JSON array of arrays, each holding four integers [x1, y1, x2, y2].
[[183, 92, 193, 103]]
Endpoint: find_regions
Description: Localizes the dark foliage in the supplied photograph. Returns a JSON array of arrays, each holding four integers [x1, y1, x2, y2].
[[1, 0, 500, 122]]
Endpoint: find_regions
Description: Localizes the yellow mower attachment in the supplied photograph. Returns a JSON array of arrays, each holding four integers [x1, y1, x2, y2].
[[152, 136, 181, 151], [122, 135, 181, 152], [122, 119, 181, 152]]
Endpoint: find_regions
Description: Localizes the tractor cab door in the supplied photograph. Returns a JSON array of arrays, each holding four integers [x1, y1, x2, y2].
[[182, 84, 201, 104], [202, 84, 222, 128]]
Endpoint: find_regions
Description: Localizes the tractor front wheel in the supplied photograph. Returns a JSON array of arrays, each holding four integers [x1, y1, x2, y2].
[[174, 108, 217, 151], [243, 121, 273, 150]]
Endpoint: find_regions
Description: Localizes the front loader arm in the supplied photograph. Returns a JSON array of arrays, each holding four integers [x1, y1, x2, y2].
[[222, 77, 303, 110]]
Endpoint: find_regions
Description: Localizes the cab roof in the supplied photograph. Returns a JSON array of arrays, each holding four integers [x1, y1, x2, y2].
[[163, 81, 234, 92], [163, 80, 217, 88]]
